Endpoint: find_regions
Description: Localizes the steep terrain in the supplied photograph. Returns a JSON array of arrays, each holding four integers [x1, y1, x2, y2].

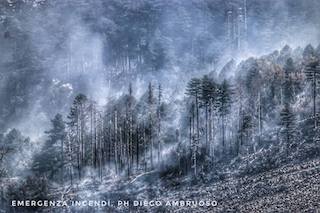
[[34, 157, 320, 212], [154, 158, 320, 212]]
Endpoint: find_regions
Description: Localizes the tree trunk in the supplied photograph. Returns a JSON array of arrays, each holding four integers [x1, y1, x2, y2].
[[205, 105, 208, 154]]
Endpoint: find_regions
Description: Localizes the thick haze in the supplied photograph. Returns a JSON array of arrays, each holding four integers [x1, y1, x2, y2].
[[0, 0, 319, 139]]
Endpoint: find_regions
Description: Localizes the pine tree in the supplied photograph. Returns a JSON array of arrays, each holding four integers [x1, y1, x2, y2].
[[186, 78, 202, 175], [33, 114, 66, 182], [304, 60, 320, 128], [283, 58, 294, 105], [199, 75, 219, 156], [280, 104, 297, 153], [147, 82, 154, 169], [186, 79, 202, 134], [66, 94, 88, 180], [126, 83, 134, 175], [217, 80, 232, 152], [238, 115, 253, 154], [157, 84, 162, 166], [303, 44, 316, 61], [278, 59, 296, 154]]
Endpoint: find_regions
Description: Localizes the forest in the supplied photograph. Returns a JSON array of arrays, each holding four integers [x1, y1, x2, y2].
[[1, 0, 320, 212], [27, 44, 320, 184]]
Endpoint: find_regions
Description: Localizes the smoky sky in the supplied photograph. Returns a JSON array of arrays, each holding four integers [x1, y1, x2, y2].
[[3, 0, 320, 74], [0, 0, 319, 138]]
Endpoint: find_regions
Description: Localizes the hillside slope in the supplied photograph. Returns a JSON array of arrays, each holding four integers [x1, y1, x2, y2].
[[149, 158, 320, 212]]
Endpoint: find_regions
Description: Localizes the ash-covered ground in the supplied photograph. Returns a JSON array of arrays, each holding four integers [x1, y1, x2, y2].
[[33, 157, 319, 213]]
